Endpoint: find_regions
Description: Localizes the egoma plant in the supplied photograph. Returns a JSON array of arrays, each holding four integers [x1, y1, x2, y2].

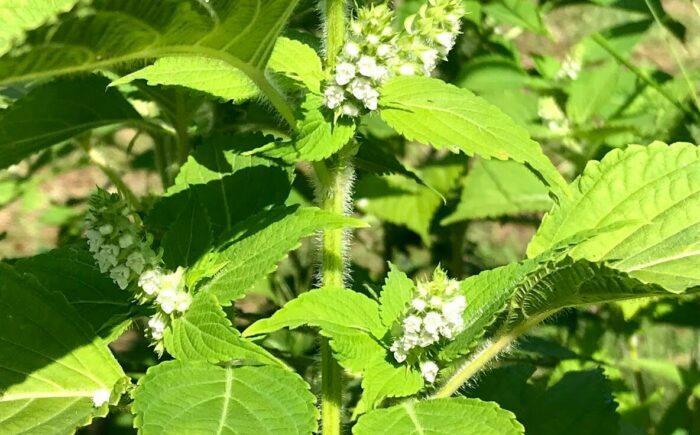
[[0, 0, 698, 434]]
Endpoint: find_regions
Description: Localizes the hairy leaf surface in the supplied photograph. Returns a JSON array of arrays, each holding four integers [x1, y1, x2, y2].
[[14, 245, 133, 341], [353, 397, 524, 435], [133, 361, 317, 434], [0, 75, 140, 169], [529, 142, 700, 291], [193, 206, 367, 304], [164, 292, 285, 368], [0, 264, 128, 433], [379, 76, 569, 198]]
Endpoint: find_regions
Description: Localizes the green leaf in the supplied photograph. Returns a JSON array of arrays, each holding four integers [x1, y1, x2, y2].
[[379, 76, 569, 198], [442, 158, 552, 224], [0, 264, 128, 433], [0, 0, 79, 56], [164, 292, 286, 368], [111, 56, 259, 104], [161, 192, 213, 268], [256, 94, 356, 162], [244, 286, 385, 339], [149, 138, 292, 242], [520, 369, 619, 435], [566, 62, 621, 124], [0, 0, 299, 124], [327, 330, 387, 374], [378, 263, 414, 331], [528, 142, 700, 292], [0, 75, 140, 169], [110, 37, 322, 102], [13, 246, 134, 342], [353, 397, 524, 435], [133, 361, 317, 435], [357, 360, 424, 412], [356, 174, 442, 245], [193, 206, 367, 304], [483, 0, 548, 35], [267, 37, 323, 93]]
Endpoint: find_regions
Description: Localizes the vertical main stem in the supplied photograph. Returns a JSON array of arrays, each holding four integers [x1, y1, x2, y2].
[[320, 2, 347, 434], [318, 160, 352, 435]]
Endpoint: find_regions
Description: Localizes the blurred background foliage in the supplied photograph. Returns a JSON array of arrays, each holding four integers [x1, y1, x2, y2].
[[1, 0, 699, 433]]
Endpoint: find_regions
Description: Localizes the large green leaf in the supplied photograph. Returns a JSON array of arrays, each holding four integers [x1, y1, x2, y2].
[[442, 158, 552, 224], [192, 206, 367, 304], [133, 361, 317, 434], [378, 263, 415, 331], [110, 36, 323, 103], [0, 0, 79, 56], [379, 76, 569, 198], [0, 75, 140, 169], [528, 142, 700, 292], [353, 397, 524, 435], [0, 0, 299, 123], [244, 286, 385, 339], [13, 245, 134, 342], [0, 264, 128, 433], [164, 292, 286, 368]]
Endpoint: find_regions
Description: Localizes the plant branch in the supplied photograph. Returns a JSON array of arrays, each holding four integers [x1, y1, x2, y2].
[[431, 314, 550, 399]]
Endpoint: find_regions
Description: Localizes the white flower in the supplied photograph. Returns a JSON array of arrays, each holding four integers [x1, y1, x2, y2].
[[340, 103, 360, 117], [442, 295, 466, 321], [423, 312, 445, 335], [363, 92, 379, 110], [420, 360, 439, 383], [148, 316, 167, 340], [411, 298, 427, 312], [110, 265, 131, 290], [348, 78, 374, 100], [418, 330, 439, 347], [324, 85, 345, 109], [420, 49, 439, 72], [174, 291, 192, 313], [156, 288, 178, 314], [436, 32, 455, 50], [160, 268, 185, 294], [86, 229, 103, 252], [403, 315, 422, 334], [391, 342, 407, 363], [445, 279, 459, 296], [398, 64, 416, 76], [357, 56, 378, 78], [366, 34, 380, 45], [138, 268, 162, 295], [344, 41, 361, 59], [377, 44, 393, 58], [335, 62, 356, 86], [118, 234, 133, 249], [126, 251, 146, 274], [95, 245, 119, 273], [92, 389, 111, 407], [98, 224, 113, 235], [417, 282, 429, 297], [429, 296, 443, 308]]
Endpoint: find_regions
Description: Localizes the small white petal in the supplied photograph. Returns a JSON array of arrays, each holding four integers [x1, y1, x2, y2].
[[420, 360, 439, 383], [118, 234, 134, 248], [335, 62, 356, 85], [403, 315, 422, 334], [92, 389, 111, 407], [344, 41, 361, 59], [98, 224, 113, 235]]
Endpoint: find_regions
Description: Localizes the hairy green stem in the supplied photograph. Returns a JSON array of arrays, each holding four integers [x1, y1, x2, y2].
[[432, 314, 549, 399], [174, 92, 190, 165], [318, 2, 347, 434], [316, 158, 353, 435]]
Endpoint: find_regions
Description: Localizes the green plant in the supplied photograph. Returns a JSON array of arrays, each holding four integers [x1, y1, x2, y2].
[[0, 1, 698, 434]]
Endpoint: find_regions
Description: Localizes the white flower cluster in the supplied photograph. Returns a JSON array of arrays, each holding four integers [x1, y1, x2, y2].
[[324, 4, 398, 117], [389, 268, 466, 383], [556, 46, 584, 81], [399, 0, 464, 76], [86, 190, 192, 346], [323, 0, 464, 118]]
